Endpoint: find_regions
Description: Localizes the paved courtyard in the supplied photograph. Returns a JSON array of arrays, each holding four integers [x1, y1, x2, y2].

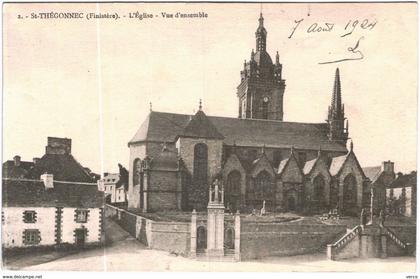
[[3, 218, 414, 272]]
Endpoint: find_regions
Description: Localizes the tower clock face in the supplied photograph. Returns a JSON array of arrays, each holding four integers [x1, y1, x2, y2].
[[263, 97, 269, 102]]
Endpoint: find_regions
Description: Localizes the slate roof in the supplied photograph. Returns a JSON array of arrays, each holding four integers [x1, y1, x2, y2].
[[2, 161, 35, 179], [303, 158, 318, 175], [329, 151, 366, 179], [389, 172, 417, 189], [28, 154, 95, 183], [254, 50, 273, 67], [277, 157, 289, 175], [129, 111, 348, 152], [329, 154, 348, 176], [2, 178, 104, 208], [181, 110, 224, 140], [362, 166, 382, 182]]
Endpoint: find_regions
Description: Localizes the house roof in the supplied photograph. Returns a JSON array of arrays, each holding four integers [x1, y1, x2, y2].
[[2, 178, 104, 208], [389, 172, 417, 189], [362, 166, 382, 182], [2, 160, 35, 179], [129, 111, 348, 152], [28, 154, 95, 183]]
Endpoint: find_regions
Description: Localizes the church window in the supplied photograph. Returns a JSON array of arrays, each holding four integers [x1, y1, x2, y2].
[[193, 143, 208, 185], [226, 171, 241, 211], [313, 175, 325, 203], [262, 99, 269, 119], [133, 158, 142, 186], [255, 171, 273, 200], [343, 174, 357, 205]]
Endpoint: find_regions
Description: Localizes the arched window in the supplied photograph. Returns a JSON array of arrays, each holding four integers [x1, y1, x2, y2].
[[133, 158, 142, 186], [343, 174, 357, 205], [226, 171, 241, 211], [262, 100, 269, 119], [313, 175, 325, 203], [193, 143, 208, 185], [255, 171, 273, 200]]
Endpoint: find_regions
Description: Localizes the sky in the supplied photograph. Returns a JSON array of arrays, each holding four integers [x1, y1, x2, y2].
[[3, 3, 417, 174]]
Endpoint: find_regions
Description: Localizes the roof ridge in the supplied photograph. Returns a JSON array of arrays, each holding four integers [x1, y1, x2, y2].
[[152, 110, 328, 126]]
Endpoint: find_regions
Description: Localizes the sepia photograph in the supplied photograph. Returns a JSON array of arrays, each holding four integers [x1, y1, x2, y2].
[[1, 1, 417, 273]]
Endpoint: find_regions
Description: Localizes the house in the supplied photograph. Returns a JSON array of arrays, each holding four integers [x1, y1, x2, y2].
[[2, 137, 104, 250], [362, 161, 396, 214], [97, 164, 128, 206], [2, 174, 104, 250], [386, 171, 417, 217]]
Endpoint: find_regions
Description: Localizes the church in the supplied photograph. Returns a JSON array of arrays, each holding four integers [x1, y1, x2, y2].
[[127, 14, 368, 215]]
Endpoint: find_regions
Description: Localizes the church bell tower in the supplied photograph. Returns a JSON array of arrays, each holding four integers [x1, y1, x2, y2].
[[237, 13, 286, 121]]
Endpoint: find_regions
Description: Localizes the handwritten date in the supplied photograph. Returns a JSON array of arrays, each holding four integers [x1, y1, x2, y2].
[[288, 18, 377, 38]]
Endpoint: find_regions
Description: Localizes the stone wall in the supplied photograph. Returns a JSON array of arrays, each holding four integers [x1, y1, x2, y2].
[[150, 221, 191, 255], [105, 205, 190, 255], [240, 222, 346, 260], [148, 170, 179, 211], [176, 137, 223, 185]]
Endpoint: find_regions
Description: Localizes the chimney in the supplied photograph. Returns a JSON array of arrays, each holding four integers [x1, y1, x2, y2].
[[41, 173, 54, 189], [33, 157, 40, 164], [13, 155, 21, 167], [97, 179, 105, 191], [381, 160, 395, 173], [45, 137, 72, 155]]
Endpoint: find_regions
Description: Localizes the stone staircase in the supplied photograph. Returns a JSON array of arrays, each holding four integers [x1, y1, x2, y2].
[[327, 225, 362, 260], [327, 224, 412, 260], [382, 226, 413, 255]]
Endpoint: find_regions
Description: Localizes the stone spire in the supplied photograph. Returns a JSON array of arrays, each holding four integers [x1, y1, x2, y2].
[[327, 68, 348, 144], [330, 68, 342, 119]]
